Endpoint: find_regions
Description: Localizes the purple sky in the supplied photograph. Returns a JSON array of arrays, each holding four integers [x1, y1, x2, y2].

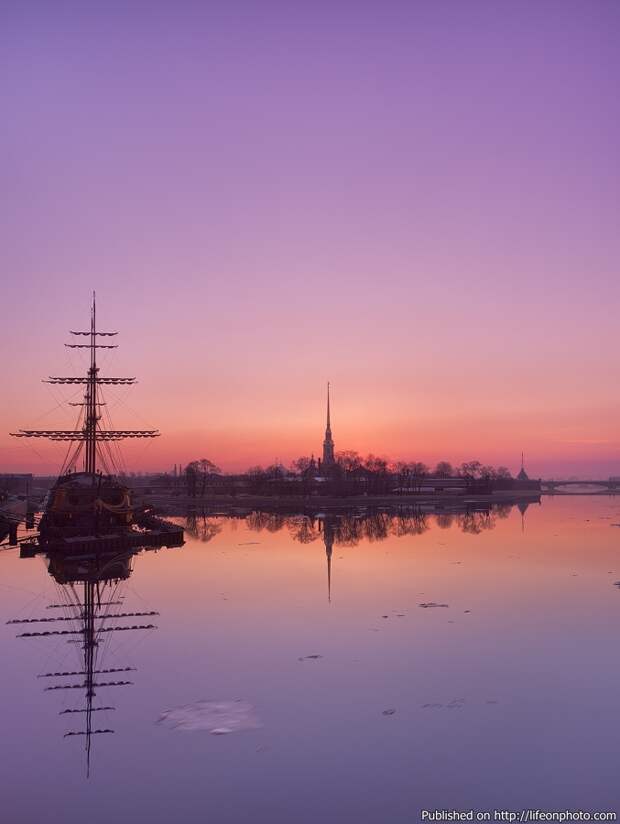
[[2, 1, 619, 477]]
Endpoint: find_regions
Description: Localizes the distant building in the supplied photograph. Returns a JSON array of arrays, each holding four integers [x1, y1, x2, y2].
[[517, 452, 529, 482]]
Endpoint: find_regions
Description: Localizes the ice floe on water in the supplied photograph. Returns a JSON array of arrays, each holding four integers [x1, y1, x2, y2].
[[422, 698, 465, 710], [156, 699, 262, 735]]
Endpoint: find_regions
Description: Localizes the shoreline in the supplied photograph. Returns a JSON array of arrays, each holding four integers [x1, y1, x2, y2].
[[134, 489, 543, 514]]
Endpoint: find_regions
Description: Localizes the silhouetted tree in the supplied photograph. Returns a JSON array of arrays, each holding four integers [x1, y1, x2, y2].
[[336, 450, 362, 473], [197, 458, 221, 494], [434, 461, 453, 478], [410, 462, 429, 492], [185, 463, 198, 497], [394, 461, 412, 491], [291, 456, 313, 474], [458, 461, 483, 479], [264, 463, 286, 480], [479, 465, 497, 481], [246, 465, 265, 479], [364, 454, 388, 473]]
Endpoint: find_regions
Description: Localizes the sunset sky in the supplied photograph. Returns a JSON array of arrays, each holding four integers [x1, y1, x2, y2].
[[2, 1, 619, 477]]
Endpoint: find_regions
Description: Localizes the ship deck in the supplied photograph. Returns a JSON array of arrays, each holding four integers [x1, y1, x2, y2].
[[19, 515, 184, 558]]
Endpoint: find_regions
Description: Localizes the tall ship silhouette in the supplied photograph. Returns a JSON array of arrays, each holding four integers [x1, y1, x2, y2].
[[11, 294, 183, 553], [7, 295, 183, 774]]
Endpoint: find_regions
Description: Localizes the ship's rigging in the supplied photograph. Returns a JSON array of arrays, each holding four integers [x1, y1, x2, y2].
[[11, 293, 159, 477], [6, 295, 185, 774], [8, 294, 184, 554]]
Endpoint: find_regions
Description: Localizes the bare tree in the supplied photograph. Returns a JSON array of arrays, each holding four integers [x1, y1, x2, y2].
[[458, 460, 483, 479], [336, 450, 362, 473], [364, 454, 389, 473], [394, 461, 411, 491], [291, 456, 313, 474], [479, 465, 497, 481], [434, 461, 453, 478], [198, 458, 221, 495], [410, 462, 429, 492], [246, 465, 265, 479], [185, 463, 198, 497], [264, 463, 286, 480]]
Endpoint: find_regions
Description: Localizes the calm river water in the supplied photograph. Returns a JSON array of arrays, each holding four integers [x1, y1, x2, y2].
[[2, 496, 619, 823]]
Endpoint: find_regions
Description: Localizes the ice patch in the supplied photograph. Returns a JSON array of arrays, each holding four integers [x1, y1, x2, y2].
[[156, 700, 262, 735]]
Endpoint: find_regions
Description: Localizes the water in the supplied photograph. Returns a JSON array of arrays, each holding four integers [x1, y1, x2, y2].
[[2, 497, 619, 823]]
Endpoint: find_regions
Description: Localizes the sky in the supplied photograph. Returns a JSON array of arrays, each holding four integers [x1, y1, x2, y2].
[[1, 0, 619, 478]]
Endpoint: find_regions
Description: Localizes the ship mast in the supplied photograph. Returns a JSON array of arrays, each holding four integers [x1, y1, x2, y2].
[[11, 294, 160, 476], [85, 293, 98, 476]]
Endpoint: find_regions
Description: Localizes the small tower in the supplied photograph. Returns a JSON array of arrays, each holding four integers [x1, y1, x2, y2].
[[517, 451, 529, 481], [322, 382, 335, 469]]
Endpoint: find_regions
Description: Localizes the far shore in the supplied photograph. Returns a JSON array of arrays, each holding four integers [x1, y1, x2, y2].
[[133, 488, 543, 514]]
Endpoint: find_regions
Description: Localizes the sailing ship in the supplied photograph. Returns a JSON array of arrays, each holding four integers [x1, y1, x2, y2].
[[11, 294, 183, 553], [7, 295, 183, 773]]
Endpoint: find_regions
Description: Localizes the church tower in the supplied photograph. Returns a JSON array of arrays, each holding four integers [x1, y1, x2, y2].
[[322, 382, 335, 468], [517, 451, 529, 481]]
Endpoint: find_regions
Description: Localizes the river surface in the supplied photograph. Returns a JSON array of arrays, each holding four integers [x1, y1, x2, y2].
[[2, 497, 619, 823]]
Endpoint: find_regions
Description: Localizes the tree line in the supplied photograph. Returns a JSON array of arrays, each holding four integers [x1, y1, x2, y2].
[[169, 454, 515, 497]]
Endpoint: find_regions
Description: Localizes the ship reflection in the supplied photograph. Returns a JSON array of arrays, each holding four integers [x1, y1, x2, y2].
[[9, 542, 180, 777]]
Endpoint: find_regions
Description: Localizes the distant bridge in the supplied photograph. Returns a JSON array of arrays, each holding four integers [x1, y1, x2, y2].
[[542, 479, 620, 493]]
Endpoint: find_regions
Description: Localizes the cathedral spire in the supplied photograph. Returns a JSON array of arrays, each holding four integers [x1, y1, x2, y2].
[[326, 382, 331, 433], [322, 382, 335, 467]]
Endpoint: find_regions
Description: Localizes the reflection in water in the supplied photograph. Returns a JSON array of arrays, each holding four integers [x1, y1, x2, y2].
[[184, 501, 531, 603], [4, 496, 620, 819], [517, 500, 529, 533], [239, 503, 520, 545], [8, 543, 179, 776], [190, 503, 526, 545], [185, 509, 224, 543]]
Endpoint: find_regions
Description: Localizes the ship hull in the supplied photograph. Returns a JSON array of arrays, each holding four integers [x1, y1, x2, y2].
[[27, 471, 183, 556], [38, 472, 133, 543]]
